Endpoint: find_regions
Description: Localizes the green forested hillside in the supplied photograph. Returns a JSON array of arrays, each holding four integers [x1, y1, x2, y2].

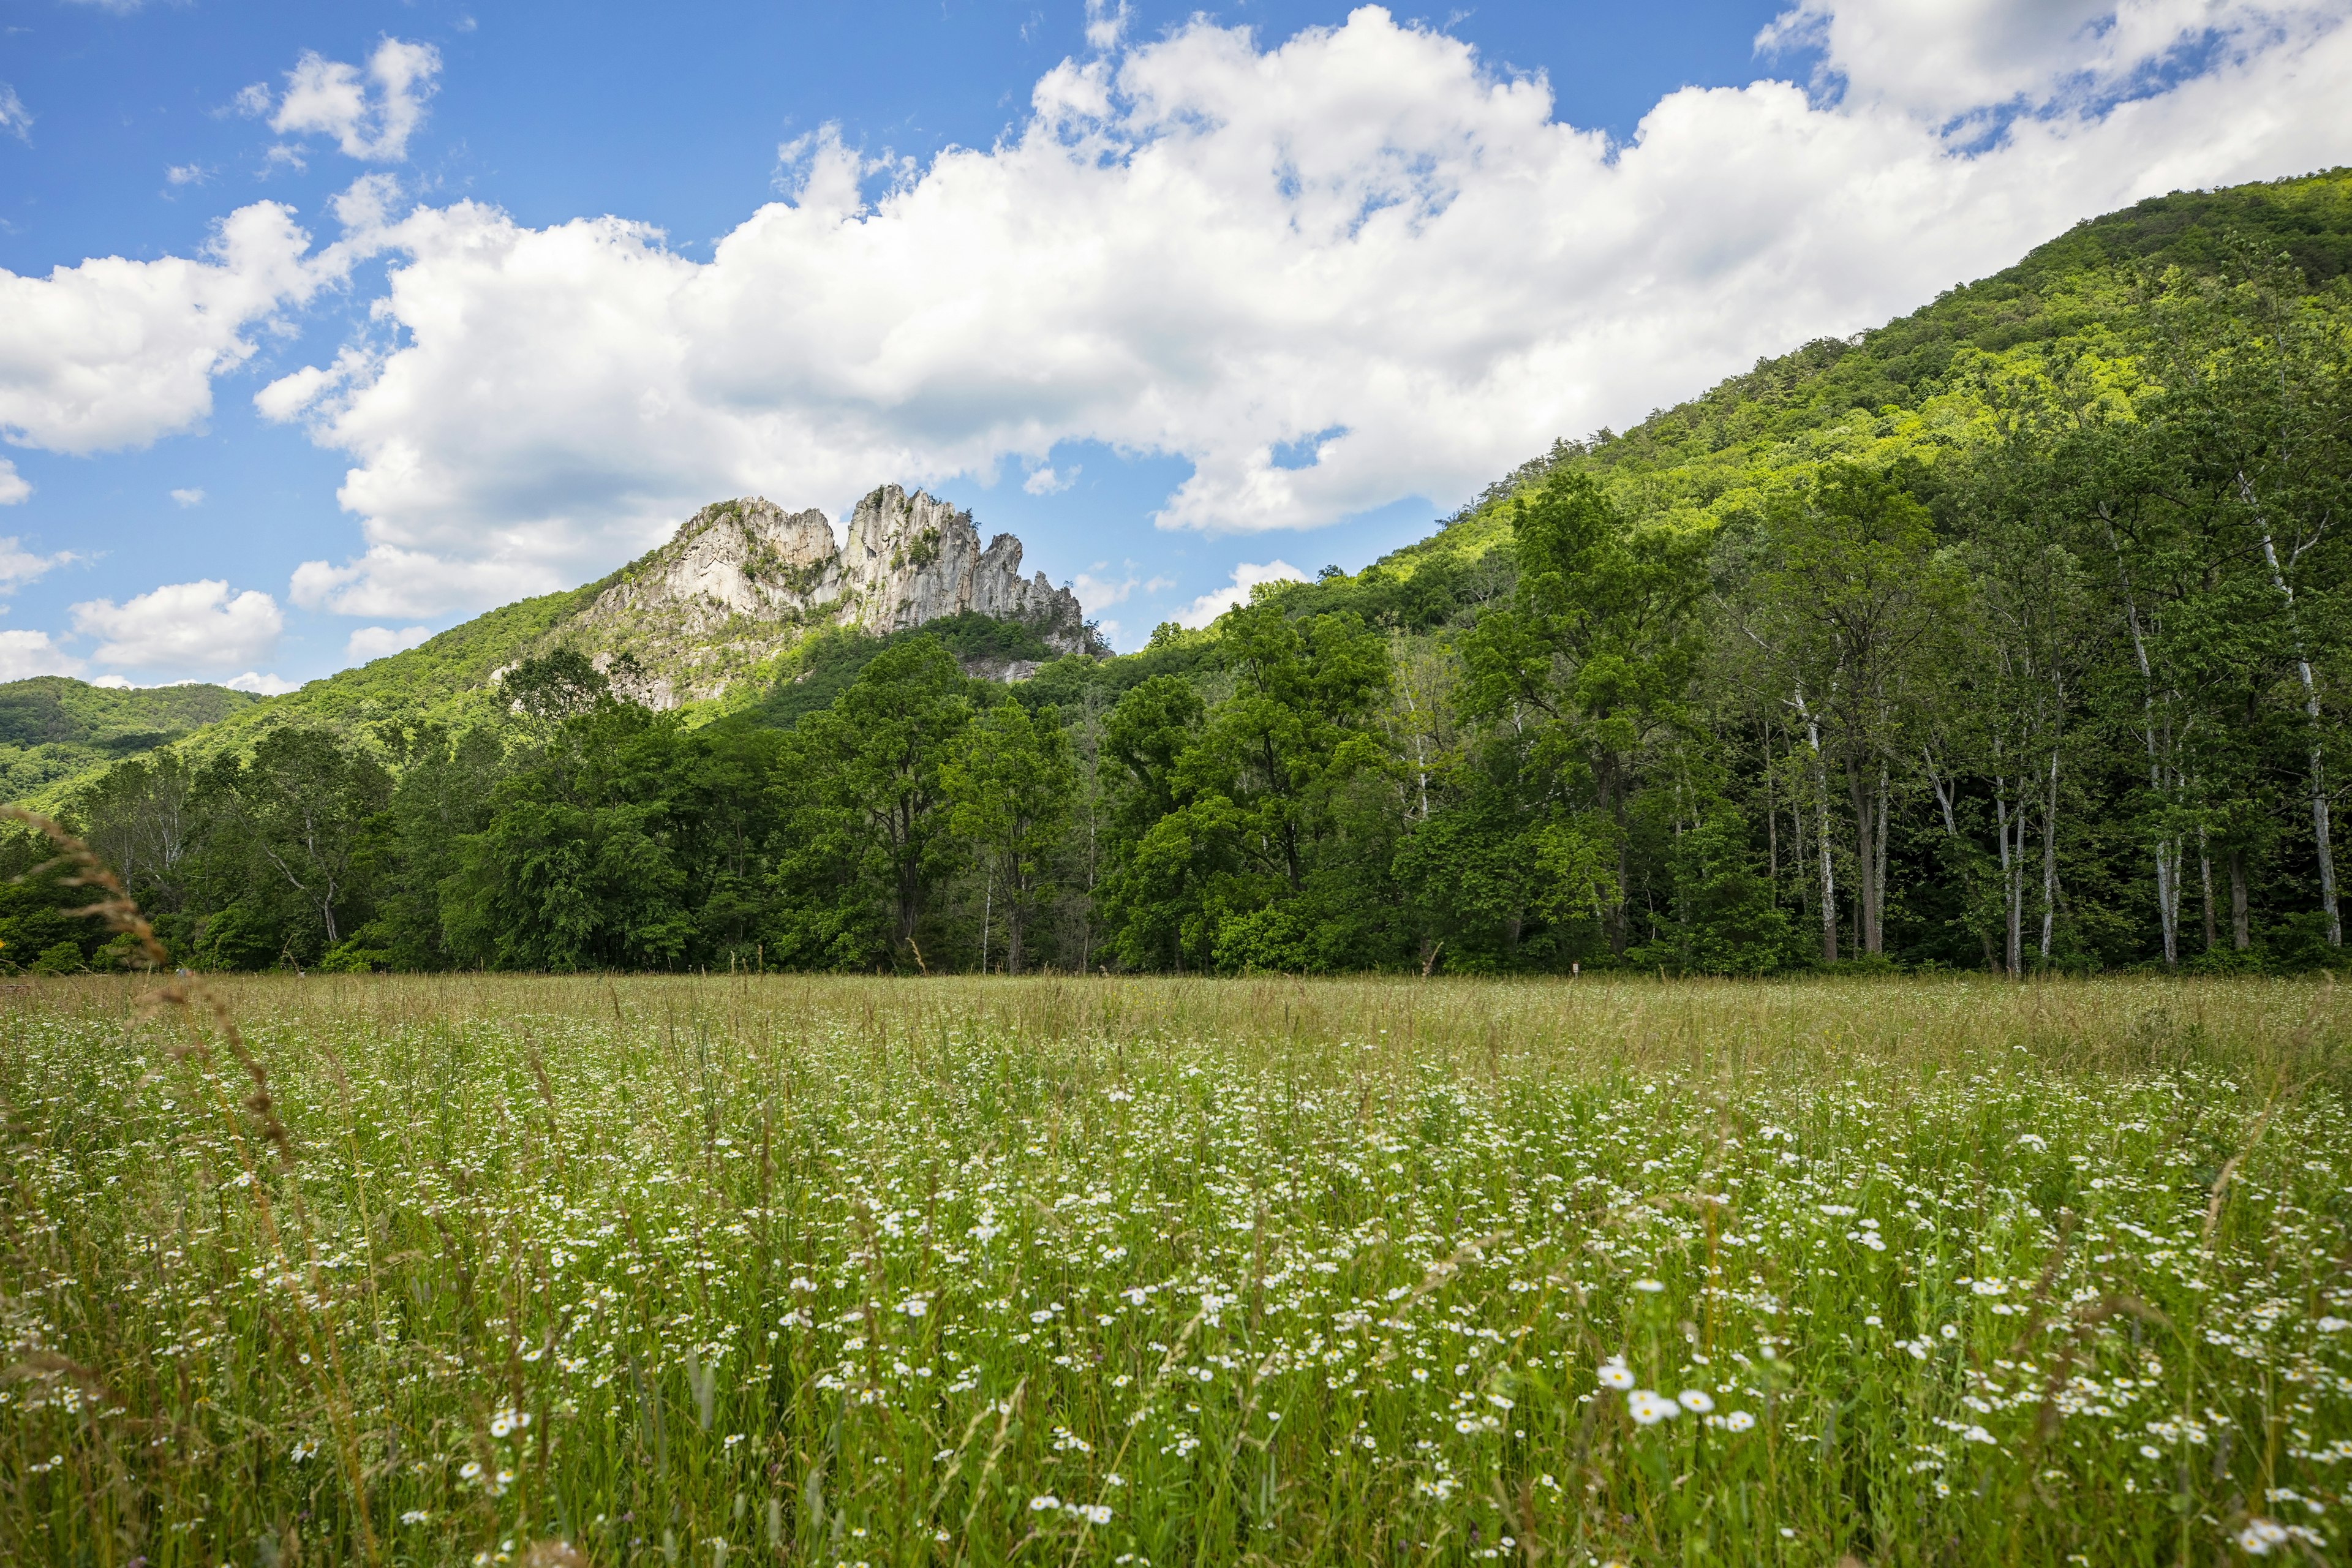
[[0, 677, 257, 802], [1347, 166, 2352, 584], [115, 586, 600, 780], [14, 168, 2352, 977]]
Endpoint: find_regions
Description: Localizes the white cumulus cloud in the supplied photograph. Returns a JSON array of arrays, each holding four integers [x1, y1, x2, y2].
[[242, 4, 2352, 618], [0, 535, 70, 590], [344, 623, 433, 662], [0, 630, 81, 680], [70, 579, 285, 674], [0, 84, 31, 144], [1759, 0, 2345, 124], [0, 461, 28, 506], [269, 38, 442, 162], [170, 486, 204, 507], [0, 202, 343, 454], [225, 671, 300, 695], [1178, 560, 1309, 628]]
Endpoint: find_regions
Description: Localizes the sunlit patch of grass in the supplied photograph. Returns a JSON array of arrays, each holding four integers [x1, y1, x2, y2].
[[2, 973, 2348, 1565]]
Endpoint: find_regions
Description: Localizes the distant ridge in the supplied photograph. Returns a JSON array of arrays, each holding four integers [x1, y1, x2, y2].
[[0, 677, 259, 802], [1359, 166, 2352, 582]]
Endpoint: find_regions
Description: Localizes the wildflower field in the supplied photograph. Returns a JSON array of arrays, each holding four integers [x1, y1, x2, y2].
[[4, 975, 2351, 1567]]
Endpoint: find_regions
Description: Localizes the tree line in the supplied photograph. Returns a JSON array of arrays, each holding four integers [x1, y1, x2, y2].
[[7, 254, 2349, 976]]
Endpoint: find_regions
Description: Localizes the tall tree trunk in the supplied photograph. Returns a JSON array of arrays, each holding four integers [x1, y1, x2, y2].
[[1873, 761, 1890, 954], [2230, 848, 2252, 951], [1996, 775, 2023, 978], [2038, 749, 2060, 962], [2243, 473, 2340, 946], [2106, 518, 2178, 967], [2199, 829, 2217, 953], [1795, 687, 1836, 963], [1848, 766, 1879, 956], [1791, 749, 1812, 935]]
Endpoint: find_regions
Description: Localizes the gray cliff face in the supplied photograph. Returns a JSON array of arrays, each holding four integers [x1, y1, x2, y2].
[[584, 498, 840, 627], [561, 488, 1098, 707], [836, 485, 1094, 654]]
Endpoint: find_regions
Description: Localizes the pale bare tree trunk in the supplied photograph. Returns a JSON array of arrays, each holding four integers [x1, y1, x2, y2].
[[2038, 749, 2060, 962], [2107, 519, 2178, 967], [2230, 848, 2252, 951], [2244, 473, 2340, 946], [1796, 685, 1836, 963], [1923, 747, 1958, 837], [1790, 744, 1811, 932], [1996, 775, 2022, 978]]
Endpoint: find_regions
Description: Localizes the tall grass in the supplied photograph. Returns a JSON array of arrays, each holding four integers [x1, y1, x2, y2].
[[2, 970, 2348, 1566]]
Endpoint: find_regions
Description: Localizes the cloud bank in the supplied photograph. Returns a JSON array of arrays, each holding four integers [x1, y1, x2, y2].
[[0, 630, 80, 682], [1180, 561, 1311, 629], [0, 202, 337, 454]]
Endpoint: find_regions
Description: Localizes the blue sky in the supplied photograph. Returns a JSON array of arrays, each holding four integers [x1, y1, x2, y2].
[[1, 0, 2347, 685]]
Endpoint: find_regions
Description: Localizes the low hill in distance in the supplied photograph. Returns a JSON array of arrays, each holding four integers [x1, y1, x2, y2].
[[0, 677, 259, 803]]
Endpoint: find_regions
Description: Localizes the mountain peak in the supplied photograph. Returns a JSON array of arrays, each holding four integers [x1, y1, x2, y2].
[[565, 486, 1098, 707], [839, 484, 1094, 652]]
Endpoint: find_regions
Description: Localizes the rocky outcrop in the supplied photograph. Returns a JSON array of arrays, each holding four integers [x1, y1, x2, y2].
[[835, 486, 1095, 654], [556, 488, 1099, 707]]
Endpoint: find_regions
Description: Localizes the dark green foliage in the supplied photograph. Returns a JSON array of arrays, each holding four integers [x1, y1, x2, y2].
[[944, 699, 1076, 974], [497, 648, 613, 724], [741, 612, 1057, 729]]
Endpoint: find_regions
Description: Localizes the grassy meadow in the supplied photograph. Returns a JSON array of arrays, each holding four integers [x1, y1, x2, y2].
[[2, 973, 2350, 1567]]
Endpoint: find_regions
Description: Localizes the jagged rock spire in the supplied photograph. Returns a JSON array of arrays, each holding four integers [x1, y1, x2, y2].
[[564, 488, 1099, 708]]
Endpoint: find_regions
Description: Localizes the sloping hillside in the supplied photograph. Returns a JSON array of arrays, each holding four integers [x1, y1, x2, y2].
[[0, 677, 259, 802], [1337, 166, 2352, 598]]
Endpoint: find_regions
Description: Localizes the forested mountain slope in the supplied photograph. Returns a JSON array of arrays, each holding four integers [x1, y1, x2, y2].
[[13, 168, 2352, 977], [0, 678, 258, 804], [1329, 166, 2352, 598]]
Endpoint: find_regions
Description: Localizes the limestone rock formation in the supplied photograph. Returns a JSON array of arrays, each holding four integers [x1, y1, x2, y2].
[[835, 485, 1094, 654], [556, 488, 1099, 708]]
